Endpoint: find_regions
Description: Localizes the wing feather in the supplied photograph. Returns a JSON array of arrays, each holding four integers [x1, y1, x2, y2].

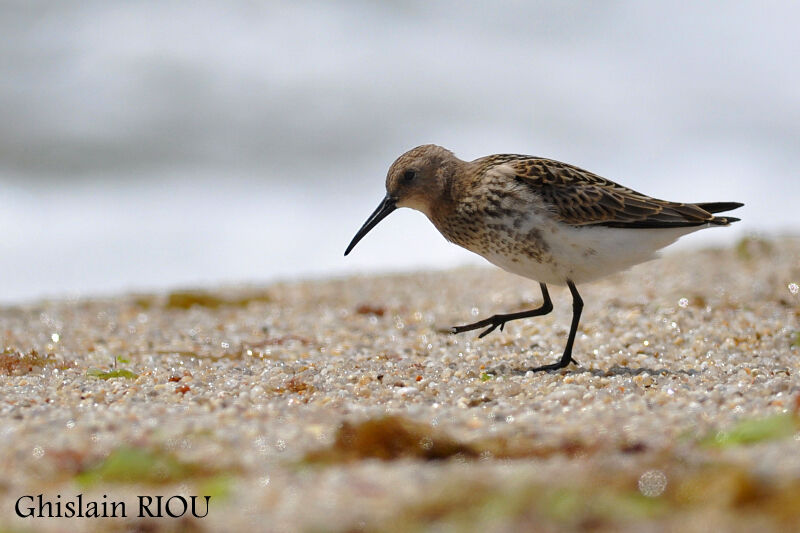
[[478, 155, 725, 228]]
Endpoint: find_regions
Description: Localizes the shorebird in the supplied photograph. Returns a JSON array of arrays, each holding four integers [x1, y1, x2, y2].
[[344, 145, 742, 371]]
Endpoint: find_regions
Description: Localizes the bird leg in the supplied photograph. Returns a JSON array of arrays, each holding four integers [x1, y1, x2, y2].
[[528, 280, 582, 371], [451, 283, 553, 338]]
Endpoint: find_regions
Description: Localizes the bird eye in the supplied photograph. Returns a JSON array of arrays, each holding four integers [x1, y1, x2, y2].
[[403, 170, 417, 183]]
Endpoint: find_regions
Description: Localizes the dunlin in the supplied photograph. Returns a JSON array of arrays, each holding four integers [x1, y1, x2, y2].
[[345, 145, 742, 371]]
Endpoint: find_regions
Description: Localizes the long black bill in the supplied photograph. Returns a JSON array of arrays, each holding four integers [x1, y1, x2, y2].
[[344, 196, 397, 256]]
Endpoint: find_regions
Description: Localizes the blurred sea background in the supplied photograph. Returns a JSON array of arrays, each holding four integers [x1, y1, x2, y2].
[[1, 1, 798, 303]]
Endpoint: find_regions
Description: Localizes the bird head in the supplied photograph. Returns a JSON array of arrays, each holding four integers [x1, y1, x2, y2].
[[345, 144, 457, 256]]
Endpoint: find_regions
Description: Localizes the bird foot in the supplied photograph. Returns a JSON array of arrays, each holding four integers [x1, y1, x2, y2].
[[450, 316, 508, 338], [527, 357, 578, 373]]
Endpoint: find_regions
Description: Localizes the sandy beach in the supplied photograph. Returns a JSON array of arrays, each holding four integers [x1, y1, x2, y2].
[[1, 236, 799, 532]]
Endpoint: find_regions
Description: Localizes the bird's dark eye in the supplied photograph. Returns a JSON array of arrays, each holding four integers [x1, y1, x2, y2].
[[403, 170, 417, 183]]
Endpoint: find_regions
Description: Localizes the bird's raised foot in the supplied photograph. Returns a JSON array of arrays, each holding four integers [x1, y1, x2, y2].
[[450, 316, 508, 338]]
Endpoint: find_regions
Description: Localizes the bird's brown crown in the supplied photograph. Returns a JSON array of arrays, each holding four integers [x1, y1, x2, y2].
[[385, 144, 463, 217]]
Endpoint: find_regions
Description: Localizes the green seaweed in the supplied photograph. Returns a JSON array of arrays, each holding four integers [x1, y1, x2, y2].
[[541, 486, 665, 523], [87, 368, 138, 380], [165, 289, 272, 310], [198, 475, 234, 501], [75, 446, 232, 488], [373, 463, 800, 532], [77, 447, 191, 486], [376, 478, 666, 533], [703, 414, 798, 447]]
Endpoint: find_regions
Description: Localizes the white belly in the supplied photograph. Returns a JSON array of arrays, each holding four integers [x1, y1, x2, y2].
[[478, 222, 706, 286]]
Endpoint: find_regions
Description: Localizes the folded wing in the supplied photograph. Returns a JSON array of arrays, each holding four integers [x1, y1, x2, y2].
[[505, 157, 742, 228]]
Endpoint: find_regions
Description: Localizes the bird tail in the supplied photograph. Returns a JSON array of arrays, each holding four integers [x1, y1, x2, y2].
[[695, 202, 744, 214], [710, 216, 741, 225], [694, 202, 743, 226]]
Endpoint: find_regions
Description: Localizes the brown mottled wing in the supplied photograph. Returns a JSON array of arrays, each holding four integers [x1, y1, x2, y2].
[[497, 156, 722, 228]]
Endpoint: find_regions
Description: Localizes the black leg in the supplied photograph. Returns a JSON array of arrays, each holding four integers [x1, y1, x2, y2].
[[451, 283, 553, 338], [530, 280, 582, 372]]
